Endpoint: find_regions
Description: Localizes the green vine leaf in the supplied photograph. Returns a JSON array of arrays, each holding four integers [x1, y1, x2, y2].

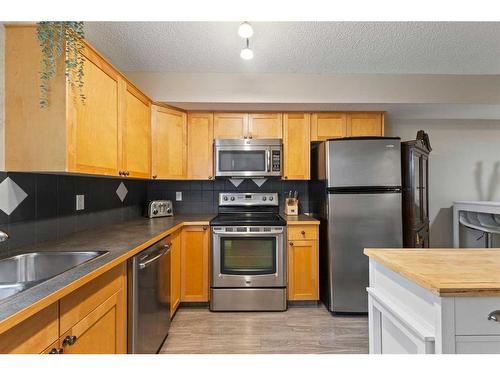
[[36, 21, 86, 108]]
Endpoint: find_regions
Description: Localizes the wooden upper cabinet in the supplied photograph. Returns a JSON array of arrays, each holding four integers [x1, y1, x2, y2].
[[5, 25, 153, 178], [187, 113, 214, 180], [151, 105, 187, 180], [283, 113, 311, 180], [67, 48, 121, 176], [181, 226, 210, 302], [347, 112, 384, 136], [248, 113, 283, 139], [213, 113, 248, 139], [311, 113, 347, 141], [121, 84, 151, 178]]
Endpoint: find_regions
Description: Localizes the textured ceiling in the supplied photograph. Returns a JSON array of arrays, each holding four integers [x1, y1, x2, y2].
[[84, 22, 500, 74]]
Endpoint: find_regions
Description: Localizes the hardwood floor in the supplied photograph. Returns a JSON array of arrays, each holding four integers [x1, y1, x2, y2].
[[160, 304, 368, 354]]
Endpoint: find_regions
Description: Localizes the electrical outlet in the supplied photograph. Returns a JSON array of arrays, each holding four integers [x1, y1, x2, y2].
[[76, 195, 85, 211], [176, 192, 182, 201]]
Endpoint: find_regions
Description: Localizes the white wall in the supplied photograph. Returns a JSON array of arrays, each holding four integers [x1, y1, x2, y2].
[[127, 72, 500, 105], [0, 23, 5, 171], [386, 119, 500, 248]]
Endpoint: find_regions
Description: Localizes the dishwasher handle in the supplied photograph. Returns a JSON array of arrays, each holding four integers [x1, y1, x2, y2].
[[139, 243, 171, 269]]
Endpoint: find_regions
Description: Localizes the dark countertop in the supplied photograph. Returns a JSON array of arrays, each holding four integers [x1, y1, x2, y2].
[[0, 215, 213, 330]]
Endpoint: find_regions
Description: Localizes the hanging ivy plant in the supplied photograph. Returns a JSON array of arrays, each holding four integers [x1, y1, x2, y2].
[[36, 21, 86, 108]]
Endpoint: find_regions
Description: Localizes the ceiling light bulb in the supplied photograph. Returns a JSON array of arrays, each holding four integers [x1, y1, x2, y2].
[[238, 22, 254, 38], [240, 47, 254, 60]]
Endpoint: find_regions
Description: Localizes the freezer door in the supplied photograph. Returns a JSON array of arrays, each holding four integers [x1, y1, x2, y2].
[[327, 138, 401, 188], [327, 191, 402, 313]]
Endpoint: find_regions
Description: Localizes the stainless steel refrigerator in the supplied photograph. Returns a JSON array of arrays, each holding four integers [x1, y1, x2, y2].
[[310, 137, 403, 313]]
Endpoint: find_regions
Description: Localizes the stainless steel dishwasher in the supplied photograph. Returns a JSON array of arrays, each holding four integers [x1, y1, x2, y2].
[[128, 236, 171, 354]]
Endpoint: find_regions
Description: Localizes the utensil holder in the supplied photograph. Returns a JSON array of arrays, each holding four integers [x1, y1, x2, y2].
[[285, 198, 299, 216]]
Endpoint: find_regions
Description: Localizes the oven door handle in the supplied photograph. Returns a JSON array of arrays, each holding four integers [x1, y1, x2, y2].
[[266, 149, 271, 172]]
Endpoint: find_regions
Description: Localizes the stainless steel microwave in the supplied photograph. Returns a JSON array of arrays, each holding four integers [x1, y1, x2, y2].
[[214, 139, 282, 178]]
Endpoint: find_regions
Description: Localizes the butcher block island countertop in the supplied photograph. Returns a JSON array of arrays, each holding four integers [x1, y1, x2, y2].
[[365, 248, 500, 354], [364, 248, 500, 297]]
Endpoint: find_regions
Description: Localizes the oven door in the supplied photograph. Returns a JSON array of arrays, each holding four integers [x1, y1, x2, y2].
[[215, 146, 281, 177], [212, 227, 285, 288]]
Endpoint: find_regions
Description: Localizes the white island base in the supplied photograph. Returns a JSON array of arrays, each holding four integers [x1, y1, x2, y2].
[[368, 259, 500, 354]]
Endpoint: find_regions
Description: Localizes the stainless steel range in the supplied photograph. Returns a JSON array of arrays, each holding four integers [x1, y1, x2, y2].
[[210, 192, 287, 311]]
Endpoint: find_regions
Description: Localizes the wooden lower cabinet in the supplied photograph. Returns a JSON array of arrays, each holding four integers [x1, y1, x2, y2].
[[59, 291, 125, 354], [180, 226, 210, 302], [0, 264, 126, 354], [0, 303, 59, 354], [287, 225, 319, 301], [170, 230, 182, 317]]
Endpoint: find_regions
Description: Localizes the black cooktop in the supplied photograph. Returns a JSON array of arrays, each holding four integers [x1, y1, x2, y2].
[[210, 212, 287, 227]]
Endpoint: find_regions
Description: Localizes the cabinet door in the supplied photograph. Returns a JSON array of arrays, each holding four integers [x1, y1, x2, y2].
[[287, 240, 319, 301], [0, 303, 59, 354], [187, 112, 214, 180], [60, 291, 126, 354], [122, 84, 151, 178], [181, 226, 210, 302], [152, 105, 187, 179], [213, 113, 248, 139], [347, 112, 384, 136], [170, 230, 182, 318], [68, 48, 121, 176], [311, 113, 347, 141], [283, 113, 311, 180], [248, 113, 282, 139]]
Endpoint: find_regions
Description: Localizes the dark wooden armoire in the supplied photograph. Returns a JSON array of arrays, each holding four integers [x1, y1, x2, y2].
[[402, 130, 432, 248]]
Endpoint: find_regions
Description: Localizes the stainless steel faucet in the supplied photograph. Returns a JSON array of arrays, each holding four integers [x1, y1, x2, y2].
[[0, 230, 9, 242]]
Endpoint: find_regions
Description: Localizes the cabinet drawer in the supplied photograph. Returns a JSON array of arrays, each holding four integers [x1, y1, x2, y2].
[[0, 303, 59, 354], [455, 298, 500, 336], [456, 336, 500, 354], [288, 225, 318, 241], [59, 263, 125, 333]]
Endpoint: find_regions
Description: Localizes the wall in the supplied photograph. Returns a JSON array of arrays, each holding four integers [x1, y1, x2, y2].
[[0, 173, 147, 255], [147, 179, 309, 215], [126, 72, 500, 105], [0, 23, 5, 171], [386, 119, 500, 248]]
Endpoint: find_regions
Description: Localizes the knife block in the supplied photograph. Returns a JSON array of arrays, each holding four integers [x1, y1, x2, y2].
[[285, 198, 299, 216]]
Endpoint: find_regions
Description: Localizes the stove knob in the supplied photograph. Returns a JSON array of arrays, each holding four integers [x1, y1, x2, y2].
[[262, 196, 267, 201], [153, 209, 158, 215], [269, 196, 274, 201], [230, 196, 235, 201], [223, 196, 228, 201], [166, 208, 172, 214]]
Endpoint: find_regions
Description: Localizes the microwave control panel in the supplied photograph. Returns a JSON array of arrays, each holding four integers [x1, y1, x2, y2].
[[272, 150, 281, 172]]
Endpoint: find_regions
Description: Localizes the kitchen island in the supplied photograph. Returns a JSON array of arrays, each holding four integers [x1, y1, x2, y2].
[[364, 249, 500, 354]]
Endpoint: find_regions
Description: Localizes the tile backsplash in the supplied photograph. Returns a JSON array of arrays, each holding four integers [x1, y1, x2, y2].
[[0, 172, 147, 254], [147, 178, 309, 215], [0, 173, 308, 255]]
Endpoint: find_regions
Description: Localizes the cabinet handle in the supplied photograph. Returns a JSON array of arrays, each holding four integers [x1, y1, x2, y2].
[[62, 335, 77, 346], [289, 242, 294, 246], [488, 310, 500, 322], [203, 226, 208, 231], [283, 176, 288, 180], [118, 171, 123, 176], [208, 176, 213, 180], [152, 175, 157, 179], [301, 230, 306, 235], [125, 171, 130, 176], [416, 234, 420, 245], [49, 348, 64, 354]]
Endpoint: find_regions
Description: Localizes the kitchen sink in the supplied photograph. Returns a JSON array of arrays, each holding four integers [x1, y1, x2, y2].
[[0, 251, 108, 303]]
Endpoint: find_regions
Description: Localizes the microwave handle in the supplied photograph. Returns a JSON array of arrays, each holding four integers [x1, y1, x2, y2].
[[267, 150, 271, 172]]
